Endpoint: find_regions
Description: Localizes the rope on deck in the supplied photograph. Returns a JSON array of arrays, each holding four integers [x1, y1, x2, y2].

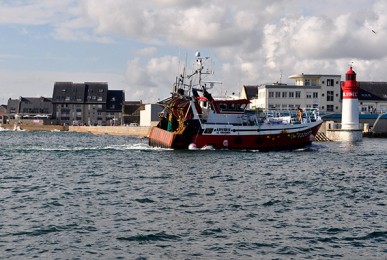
[[315, 132, 332, 142]]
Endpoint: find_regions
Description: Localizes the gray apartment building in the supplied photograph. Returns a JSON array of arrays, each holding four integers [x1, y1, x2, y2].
[[52, 82, 125, 126], [7, 97, 53, 119]]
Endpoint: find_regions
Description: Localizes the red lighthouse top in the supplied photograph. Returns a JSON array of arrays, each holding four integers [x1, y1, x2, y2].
[[341, 66, 359, 99]]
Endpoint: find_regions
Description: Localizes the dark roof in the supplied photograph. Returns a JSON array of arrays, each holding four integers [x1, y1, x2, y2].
[[52, 82, 108, 103], [85, 82, 108, 103], [7, 97, 53, 115], [242, 85, 258, 99], [106, 90, 125, 111], [358, 82, 387, 101], [123, 103, 145, 115]]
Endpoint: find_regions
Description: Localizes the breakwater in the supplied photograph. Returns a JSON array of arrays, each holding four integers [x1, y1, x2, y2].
[[68, 126, 150, 137], [0, 124, 151, 137]]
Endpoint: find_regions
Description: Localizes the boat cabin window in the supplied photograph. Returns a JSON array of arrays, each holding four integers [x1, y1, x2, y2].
[[219, 103, 227, 111], [200, 101, 208, 109], [218, 103, 247, 112]]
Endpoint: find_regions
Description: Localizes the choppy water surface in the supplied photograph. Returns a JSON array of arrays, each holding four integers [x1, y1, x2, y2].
[[0, 131, 386, 259]]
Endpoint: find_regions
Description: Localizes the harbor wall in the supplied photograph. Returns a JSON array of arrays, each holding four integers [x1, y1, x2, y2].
[[0, 124, 68, 131], [68, 126, 151, 137]]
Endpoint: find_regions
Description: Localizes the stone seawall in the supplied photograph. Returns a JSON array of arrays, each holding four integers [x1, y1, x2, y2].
[[68, 126, 151, 137], [1, 124, 68, 132], [1, 124, 151, 137]]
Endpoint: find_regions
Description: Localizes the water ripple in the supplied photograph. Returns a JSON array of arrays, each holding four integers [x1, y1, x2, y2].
[[0, 132, 386, 259]]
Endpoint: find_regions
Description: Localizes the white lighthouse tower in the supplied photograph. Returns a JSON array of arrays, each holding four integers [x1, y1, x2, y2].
[[336, 66, 363, 141], [326, 66, 363, 141], [341, 66, 360, 130]]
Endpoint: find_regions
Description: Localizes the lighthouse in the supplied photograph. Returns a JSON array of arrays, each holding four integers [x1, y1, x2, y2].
[[331, 66, 363, 141], [341, 66, 360, 130], [326, 66, 363, 141]]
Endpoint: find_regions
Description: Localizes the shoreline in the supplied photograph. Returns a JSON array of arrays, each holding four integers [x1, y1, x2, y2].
[[0, 124, 151, 137]]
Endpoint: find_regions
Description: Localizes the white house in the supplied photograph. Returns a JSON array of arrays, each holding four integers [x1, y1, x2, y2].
[[248, 73, 342, 113], [140, 104, 163, 126]]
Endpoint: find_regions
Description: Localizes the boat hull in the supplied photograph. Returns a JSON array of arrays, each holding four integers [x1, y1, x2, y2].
[[148, 126, 193, 149], [149, 121, 322, 151]]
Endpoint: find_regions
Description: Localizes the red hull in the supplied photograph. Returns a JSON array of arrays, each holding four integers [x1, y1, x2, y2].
[[149, 122, 322, 151]]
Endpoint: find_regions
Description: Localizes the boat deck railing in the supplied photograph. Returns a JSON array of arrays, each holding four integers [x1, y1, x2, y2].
[[196, 108, 320, 126]]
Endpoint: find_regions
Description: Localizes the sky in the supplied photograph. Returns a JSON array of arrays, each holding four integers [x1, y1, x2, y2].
[[0, 0, 386, 104]]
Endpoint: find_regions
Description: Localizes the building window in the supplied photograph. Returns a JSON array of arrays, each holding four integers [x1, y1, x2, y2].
[[269, 91, 274, 98], [97, 97, 103, 101], [282, 92, 287, 98], [327, 79, 334, 86], [311, 79, 317, 86], [306, 92, 312, 98], [305, 79, 310, 86], [327, 105, 334, 111], [275, 92, 281, 98], [327, 91, 334, 101], [313, 92, 318, 98], [289, 92, 294, 98], [295, 91, 301, 98]]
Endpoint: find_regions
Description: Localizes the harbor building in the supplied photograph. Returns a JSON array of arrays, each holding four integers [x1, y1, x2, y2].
[[247, 73, 341, 114], [6, 96, 53, 120], [122, 101, 145, 125], [52, 82, 124, 126], [0, 104, 8, 124], [358, 82, 387, 113]]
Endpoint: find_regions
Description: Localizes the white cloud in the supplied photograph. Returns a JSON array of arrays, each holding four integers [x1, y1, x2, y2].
[[0, 1, 77, 25], [2, 0, 387, 104], [125, 55, 181, 102], [135, 47, 157, 56], [0, 69, 127, 100]]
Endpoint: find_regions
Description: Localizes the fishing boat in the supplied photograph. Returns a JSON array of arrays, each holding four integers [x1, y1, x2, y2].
[[149, 52, 323, 150]]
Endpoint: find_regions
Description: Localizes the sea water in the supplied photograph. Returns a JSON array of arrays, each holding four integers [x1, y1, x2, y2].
[[0, 130, 386, 259]]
